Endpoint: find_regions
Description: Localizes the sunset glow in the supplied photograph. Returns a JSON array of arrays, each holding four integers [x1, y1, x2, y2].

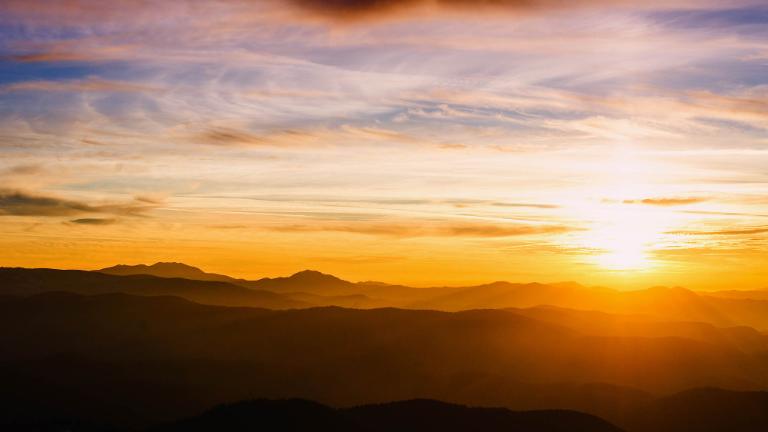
[[1, 0, 767, 289], [4, 3, 768, 431]]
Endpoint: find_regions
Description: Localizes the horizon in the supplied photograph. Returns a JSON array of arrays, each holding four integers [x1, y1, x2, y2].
[[6, 260, 760, 292]]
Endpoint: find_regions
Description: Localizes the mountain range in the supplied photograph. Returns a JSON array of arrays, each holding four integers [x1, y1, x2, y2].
[[3, 263, 768, 431], [1, 290, 768, 431], [4, 262, 768, 330], [153, 398, 622, 432]]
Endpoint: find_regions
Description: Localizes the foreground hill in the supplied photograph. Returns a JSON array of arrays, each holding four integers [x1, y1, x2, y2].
[[1, 292, 768, 431], [155, 399, 622, 432], [628, 388, 768, 432]]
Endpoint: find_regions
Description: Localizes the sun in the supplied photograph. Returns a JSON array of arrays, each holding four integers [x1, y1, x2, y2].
[[565, 145, 679, 272], [582, 208, 660, 271]]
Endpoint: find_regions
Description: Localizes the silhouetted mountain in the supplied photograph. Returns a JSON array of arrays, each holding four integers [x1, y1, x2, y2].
[[249, 269, 357, 294], [153, 399, 361, 432], [2, 291, 768, 430], [0, 267, 306, 309], [346, 399, 622, 432], [99, 262, 245, 285], [510, 305, 768, 353], [628, 388, 768, 432], [89, 263, 768, 330], [155, 399, 623, 432]]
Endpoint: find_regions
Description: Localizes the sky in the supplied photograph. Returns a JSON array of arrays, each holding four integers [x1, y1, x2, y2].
[[1, 0, 767, 289]]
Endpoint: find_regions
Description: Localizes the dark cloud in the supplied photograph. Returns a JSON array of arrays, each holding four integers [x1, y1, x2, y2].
[[0, 189, 161, 217], [69, 218, 118, 225], [289, 0, 557, 18], [285, 0, 674, 20], [0, 190, 94, 216]]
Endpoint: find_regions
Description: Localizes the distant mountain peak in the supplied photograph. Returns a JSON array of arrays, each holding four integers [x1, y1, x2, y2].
[[98, 262, 241, 283], [289, 270, 346, 283], [102, 262, 203, 272], [149, 262, 205, 271], [249, 269, 353, 292]]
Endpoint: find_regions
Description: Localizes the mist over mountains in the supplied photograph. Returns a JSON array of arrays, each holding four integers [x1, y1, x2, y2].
[[8, 262, 768, 329], [2, 263, 768, 431]]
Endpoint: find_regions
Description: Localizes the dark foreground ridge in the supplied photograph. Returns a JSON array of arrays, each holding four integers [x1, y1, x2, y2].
[[154, 399, 624, 432]]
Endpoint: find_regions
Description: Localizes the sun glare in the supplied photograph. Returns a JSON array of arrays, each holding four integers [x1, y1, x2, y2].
[[582, 207, 662, 271], [569, 146, 678, 272]]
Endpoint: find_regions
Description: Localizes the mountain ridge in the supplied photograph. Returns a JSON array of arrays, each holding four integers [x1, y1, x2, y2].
[[7, 265, 768, 329], [2, 291, 768, 431]]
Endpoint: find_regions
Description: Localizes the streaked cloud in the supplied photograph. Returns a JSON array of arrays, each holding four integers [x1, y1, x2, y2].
[[68, 217, 118, 225], [285, 0, 731, 21], [1, 78, 158, 94], [672, 227, 768, 236], [269, 221, 575, 238], [623, 197, 709, 206], [0, 190, 161, 217]]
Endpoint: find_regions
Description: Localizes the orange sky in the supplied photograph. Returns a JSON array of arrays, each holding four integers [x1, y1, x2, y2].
[[1, 0, 767, 289]]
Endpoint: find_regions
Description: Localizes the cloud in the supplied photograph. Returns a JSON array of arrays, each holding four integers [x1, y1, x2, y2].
[[284, 0, 711, 21], [0, 190, 93, 216], [5, 39, 137, 63], [194, 125, 423, 148], [683, 210, 768, 219], [68, 217, 118, 225], [196, 127, 320, 148], [1, 164, 46, 176], [622, 197, 708, 206], [207, 224, 250, 230], [269, 221, 574, 238], [221, 194, 560, 209], [672, 227, 768, 236], [492, 201, 560, 209], [443, 223, 572, 237], [0, 190, 161, 217], [1, 78, 158, 94], [438, 143, 468, 150]]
